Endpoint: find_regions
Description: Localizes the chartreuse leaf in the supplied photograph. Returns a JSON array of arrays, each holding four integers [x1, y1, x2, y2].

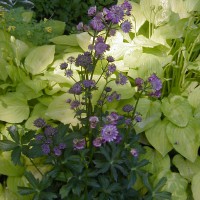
[[139, 146, 170, 174], [50, 34, 79, 46], [0, 152, 25, 176], [0, 92, 29, 123], [192, 172, 200, 200], [140, 0, 171, 26], [135, 98, 162, 133], [76, 32, 91, 51], [0, 59, 9, 81], [145, 119, 173, 157], [161, 95, 193, 127], [46, 93, 79, 125], [7, 176, 32, 200], [188, 85, 200, 108], [156, 171, 188, 200], [173, 155, 200, 181], [25, 45, 55, 75], [166, 119, 199, 162]]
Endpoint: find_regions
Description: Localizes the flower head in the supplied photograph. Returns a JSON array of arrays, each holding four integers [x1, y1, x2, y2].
[[88, 6, 97, 16], [82, 80, 96, 88], [73, 138, 86, 150], [70, 100, 80, 109], [116, 73, 128, 85], [121, 20, 132, 33], [101, 124, 119, 142], [33, 118, 46, 128], [122, 0, 132, 15], [60, 62, 68, 70], [42, 144, 50, 155], [93, 137, 103, 147], [69, 82, 82, 95], [53, 146, 62, 156], [94, 41, 109, 56], [135, 78, 144, 90], [122, 104, 134, 113], [75, 52, 93, 69], [90, 15, 105, 31], [106, 112, 121, 125], [130, 148, 138, 157], [106, 56, 115, 62], [65, 69, 73, 78], [105, 5, 124, 24], [44, 125, 57, 136], [148, 73, 162, 91], [89, 116, 99, 128]]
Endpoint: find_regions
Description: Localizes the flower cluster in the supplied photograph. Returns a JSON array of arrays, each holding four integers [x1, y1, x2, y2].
[[34, 119, 66, 156]]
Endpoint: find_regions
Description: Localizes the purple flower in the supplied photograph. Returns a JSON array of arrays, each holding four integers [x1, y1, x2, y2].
[[66, 98, 71, 103], [77, 22, 84, 31], [108, 64, 116, 73], [82, 80, 95, 88], [125, 118, 132, 125], [116, 73, 128, 85], [109, 29, 116, 36], [148, 74, 162, 91], [135, 77, 144, 90], [70, 100, 80, 109], [33, 118, 46, 128], [44, 125, 57, 136], [121, 20, 132, 33], [101, 124, 119, 142], [149, 90, 161, 98], [130, 148, 138, 157], [60, 62, 68, 70], [135, 114, 142, 122], [59, 143, 66, 150], [75, 52, 93, 69], [88, 6, 96, 16], [106, 112, 120, 125], [105, 5, 124, 24], [93, 137, 103, 147], [95, 42, 109, 56], [114, 134, 122, 144], [122, 104, 134, 112], [42, 144, 50, 155], [89, 116, 99, 128], [105, 87, 112, 92], [107, 95, 114, 102], [90, 15, 105, 31], [35, 134, 44, 141], [73, 138, 86, 150], [69, 82, 82, 95], [53, 146, 62, 156], [122, 0, 132, 15], [106, 56, 115, 62], [67, 56, 76, 64], [65, 69, 73, 77]]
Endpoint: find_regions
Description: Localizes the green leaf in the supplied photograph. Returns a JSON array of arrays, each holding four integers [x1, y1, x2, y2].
[[59, 184, 73, 199], [161, 96, 192, 127], [0, 92, 29, 123], [0, 140, 18, 151], [0, 152, 25, 176], [139, 147, 171, 174], [156, 171, 188, 200], [76, 32, 91, 51], [50, 34, 78, 46], [172, 155, 200, 181], [166, 119, 199, 162], [140, 0, 171, 26], [191, 172, 200, 200], [11, 146, 22, 165], [188, 85, 200, 108], [25, 45, 55, 75], [135, 98, 162, 133], [145, 119, 173, 157]]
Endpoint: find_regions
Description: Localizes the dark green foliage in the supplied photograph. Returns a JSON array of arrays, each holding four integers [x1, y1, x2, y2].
[[0, 7, 65, 45], [31, 0, 117, 34], [0, 0, 34, 10]]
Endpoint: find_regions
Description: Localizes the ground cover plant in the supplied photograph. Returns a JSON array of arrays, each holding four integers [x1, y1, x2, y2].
[[0, 0, 199, 199]]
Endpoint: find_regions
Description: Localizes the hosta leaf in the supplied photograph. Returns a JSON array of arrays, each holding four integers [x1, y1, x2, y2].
[[166, 119, 199, 162], [145, 119, 173, 157], [25, 45, 55, 75], [135, 98, 162, 133], [45, 93, 79, 125], [50, 34, 78, 46], [173, 155, 200, 181], [192, 172, 200, 200], [0, 152, 25, 176], [140, 0, 171, 26], [188, 85, 200, 108], [76, 32, 91, 51], [140, 146, 170, 174], [161, 96, 192, 127], [158, 171, 188, 200], [0, 59, 9, 81], [0, 92, 29, 123]]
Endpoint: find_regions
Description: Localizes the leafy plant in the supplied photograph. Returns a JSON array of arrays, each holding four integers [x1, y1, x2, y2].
[[0, 1, 171, 199]]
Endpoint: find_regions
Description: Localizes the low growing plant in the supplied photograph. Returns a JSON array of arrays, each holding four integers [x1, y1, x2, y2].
[[0, 1, 171, 199]]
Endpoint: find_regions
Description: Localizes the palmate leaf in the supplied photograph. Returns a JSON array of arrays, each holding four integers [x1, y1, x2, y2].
[[11, 146, 22, 165], [0, 140, 18, 151]]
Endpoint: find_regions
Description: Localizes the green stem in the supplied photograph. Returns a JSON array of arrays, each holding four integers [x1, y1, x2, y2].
[[29, 158, 43, 177]]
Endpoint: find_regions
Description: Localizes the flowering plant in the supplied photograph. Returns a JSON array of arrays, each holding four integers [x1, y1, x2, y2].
[[0, 1, 171, 199]]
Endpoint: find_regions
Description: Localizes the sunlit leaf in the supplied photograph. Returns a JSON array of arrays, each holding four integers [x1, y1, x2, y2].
[[173, 155, 200, 181], [166, 119, 199, 162], [145, 119, 173, 157], [25, 45, 55, 75], [49, 34, 78, 46], [76, 32, 91, 51], [192, 172, 200, 200], [0, 92, 29, 123]]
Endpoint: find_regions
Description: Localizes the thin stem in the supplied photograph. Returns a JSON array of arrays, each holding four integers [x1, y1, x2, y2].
[[29, 158, 44, 177]]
